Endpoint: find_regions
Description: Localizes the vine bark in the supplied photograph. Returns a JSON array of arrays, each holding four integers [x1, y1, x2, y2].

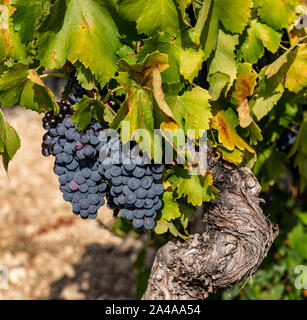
[[142, 147, 279, 300]]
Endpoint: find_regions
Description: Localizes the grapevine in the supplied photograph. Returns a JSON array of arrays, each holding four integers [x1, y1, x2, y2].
[[0, 0, 306, 300]]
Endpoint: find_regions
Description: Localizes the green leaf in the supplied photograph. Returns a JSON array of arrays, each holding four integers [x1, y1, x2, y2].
[[179, 47, 205, 82], [207, 72, 230, 101], [137, 32, 181, 85], [238, 19, 282, 64], [119, 0, 179, 36], [166, 86, 212, 138], [119, 51, 169, 86], [117, 0, 144, 21], [199, 0, 252, 59], [0, 62, 28, 107], [0, 109, 21, 171], [215, 0, 252, 34], [178, 200, 194, 231], [75, 61, 96, 91], [258, 0, 297, 30], [0, 63, 57, 113], [12, 0, 50, 43], [72, 95, 114, 131], [137, 0, 179, 36], [117, 45, 137, 65], [208, 30, 239, 100], [200, 1, 219, 60], [252, 147, 286, 191], [250, 64, 287, 120], [175, 0, 192, 26], [168, 168, 218, 206], [0, 2, 28, 63], [221, 148, 243, 164], [111, 85, 161, 158], [160, 191, 181, 221], [37, 0, 121, 86], [288, 223, 307, 259], [285, 44, 307, 93]]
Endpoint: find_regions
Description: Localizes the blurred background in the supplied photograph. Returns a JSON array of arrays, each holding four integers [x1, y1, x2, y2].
[[0, 79, 306, 300]]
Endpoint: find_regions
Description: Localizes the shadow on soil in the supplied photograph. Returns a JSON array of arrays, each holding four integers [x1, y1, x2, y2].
[[49, 243, 137, 300]]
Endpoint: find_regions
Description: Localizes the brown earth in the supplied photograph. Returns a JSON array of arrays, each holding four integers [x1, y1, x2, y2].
[[0, 107, 149, 300]]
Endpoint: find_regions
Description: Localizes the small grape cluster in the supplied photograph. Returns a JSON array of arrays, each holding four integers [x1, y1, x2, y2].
[[42, 98, 108, 219], [100, 139, 164, 230]]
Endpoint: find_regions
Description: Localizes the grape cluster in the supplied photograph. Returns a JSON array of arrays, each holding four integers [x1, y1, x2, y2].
[[42, 98, 108, 219], [100, 139, 164, 230], [41, 79, 165, 230]]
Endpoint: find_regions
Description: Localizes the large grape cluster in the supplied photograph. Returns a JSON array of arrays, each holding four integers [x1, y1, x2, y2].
[[42, 98, 108, 219], [41, 77, 165, 230], [100, 139, 164, 230]]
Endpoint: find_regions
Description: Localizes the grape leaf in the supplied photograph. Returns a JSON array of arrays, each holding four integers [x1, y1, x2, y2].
[[200, 1, 219, 60], [250, 58, 291, 121], [119, 51, 169, 87], [0, 109, 20, 171], [179, 47, 205, 82], [166, 86, 212, 138], [237, 99, 253, 128], [137, 32, 181, 84], [119, 0, 179, 36], [0, 24, 27, 63], [72, 96, 114, 131], [200, 0, 252, 59], [37, 0, 121, 86], [215, 0, 252, 34], [252, 147, 287, 191], [211, 108, 255, 153], [110, 85, 162, 158], [178, 200, 194, 231], [155, 220, 188, 239], [12, 0, 50, 43], [207, 73, 230, 101], [238, 19, 282, 64], [207, 30, 239, 100], [137, 0, 179, 36], [154, 191, 190, 239], [117, 45, 137, 65], [168, 167, 218, 206], [258, 0, 297, 30], [285, 44, 307, 93], [221, 148, 243, 164], [175, 0, 192, 26], [117, 0, 145, 21], [152, 69, 179, 131], [231, 63, 258, 106], [160, 191, 181, 221], [0, 62, 58, 112], [74, 61, 96, 91], [138, 31, 205, 84]]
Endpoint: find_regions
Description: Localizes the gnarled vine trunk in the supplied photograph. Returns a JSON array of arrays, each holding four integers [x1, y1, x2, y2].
[[142, 147, 279, 300]]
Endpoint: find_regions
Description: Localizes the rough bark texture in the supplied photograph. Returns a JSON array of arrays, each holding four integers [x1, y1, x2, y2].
[[142, 147, 279, 300]]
